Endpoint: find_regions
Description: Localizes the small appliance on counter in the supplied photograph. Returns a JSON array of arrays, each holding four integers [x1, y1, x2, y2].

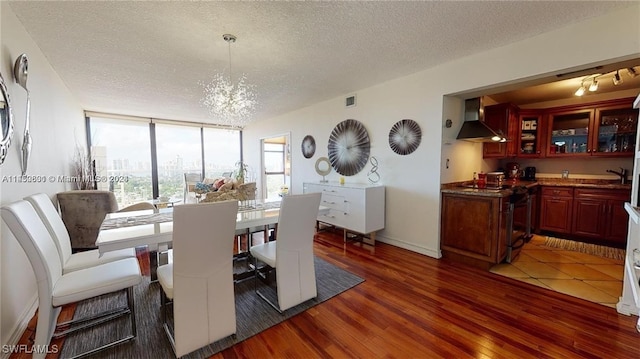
[[523, 166, 536, 181], [506, 162, 520, 179], [487, 172, 505, 187]]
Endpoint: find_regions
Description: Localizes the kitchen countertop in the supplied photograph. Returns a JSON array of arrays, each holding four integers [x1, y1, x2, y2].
[[534, 178, 631, 190], [441, 178, 630, 197]]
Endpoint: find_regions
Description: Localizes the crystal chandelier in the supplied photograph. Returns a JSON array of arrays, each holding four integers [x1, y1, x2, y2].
[[201, 34, 257, 128]]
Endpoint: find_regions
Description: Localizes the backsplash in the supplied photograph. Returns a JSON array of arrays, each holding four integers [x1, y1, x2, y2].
[[498, 157, 633, 180]]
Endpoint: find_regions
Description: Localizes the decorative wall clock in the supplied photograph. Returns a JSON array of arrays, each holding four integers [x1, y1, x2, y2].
[[328, 119, 370, 176], [301, 135, 316, 159], [389, 119, 421, 155]]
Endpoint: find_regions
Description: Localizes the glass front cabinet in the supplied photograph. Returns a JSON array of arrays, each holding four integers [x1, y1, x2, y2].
[[517, 110, 545, 158], [545, 98, 637, 158], [593, 103, 638, 157]]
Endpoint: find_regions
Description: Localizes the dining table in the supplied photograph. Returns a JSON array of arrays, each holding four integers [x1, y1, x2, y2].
[[96, 200, 328, 281]]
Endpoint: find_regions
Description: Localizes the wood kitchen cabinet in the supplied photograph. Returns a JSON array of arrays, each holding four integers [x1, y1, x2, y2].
[[592, 102, 638, 157], [441, 193, 508, 269], [572, 188, 630, 246], [517, 110, 545, 158], [545, 98, 636, 158], [539, 186, 574, 234], [483, 103, 519, 158]]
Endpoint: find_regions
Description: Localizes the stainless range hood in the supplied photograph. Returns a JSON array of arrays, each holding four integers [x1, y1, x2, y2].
[[456, 97, 502, 142]]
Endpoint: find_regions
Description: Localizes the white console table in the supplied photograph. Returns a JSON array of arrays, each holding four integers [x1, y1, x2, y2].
[[303, 182, 385, 244]]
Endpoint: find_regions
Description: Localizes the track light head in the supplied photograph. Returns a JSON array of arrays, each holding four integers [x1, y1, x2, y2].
[[574, 85, 586, 96], [613, 70, 623, 85], [627, 67, 638, 78], [588, 80, 598, 92]]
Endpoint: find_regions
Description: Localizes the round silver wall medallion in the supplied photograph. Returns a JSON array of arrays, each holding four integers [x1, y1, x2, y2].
[[327, 119, 370, 176], [389, 119, 421, 155]]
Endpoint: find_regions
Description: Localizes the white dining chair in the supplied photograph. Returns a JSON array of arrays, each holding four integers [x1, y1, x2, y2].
[[250, 192, 321, 313], [156, 200, 239, 357], [1, 200, 142, 359], [24, 193, 136, 273]]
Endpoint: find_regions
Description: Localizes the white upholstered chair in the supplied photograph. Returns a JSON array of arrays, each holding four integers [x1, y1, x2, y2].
[[1, 200, 142, 359], [24, 193, 136, 274], [156, 200, 239, 357], [249, 192, 321, 313]]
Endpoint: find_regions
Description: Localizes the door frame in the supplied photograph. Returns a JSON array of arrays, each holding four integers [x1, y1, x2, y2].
[[260, 132, 291, 200]]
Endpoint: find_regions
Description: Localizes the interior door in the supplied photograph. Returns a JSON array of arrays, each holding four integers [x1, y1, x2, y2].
[[260, 133, 291, 200]]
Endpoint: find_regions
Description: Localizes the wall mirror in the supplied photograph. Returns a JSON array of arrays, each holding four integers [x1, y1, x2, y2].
[[0, 72, 15, 165]]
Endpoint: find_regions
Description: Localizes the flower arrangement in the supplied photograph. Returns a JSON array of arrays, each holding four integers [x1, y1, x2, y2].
[[71, 145, 95, 190], [278, 185, 289, 197]]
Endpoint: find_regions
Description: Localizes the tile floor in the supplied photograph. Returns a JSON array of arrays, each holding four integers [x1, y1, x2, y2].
[[490, 235, 624, 308]]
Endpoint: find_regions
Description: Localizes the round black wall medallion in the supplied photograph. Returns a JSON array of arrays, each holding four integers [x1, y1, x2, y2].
[[301, 135, 316, 158], [389, 119, 421, 155], [327, 119, 370, 176]]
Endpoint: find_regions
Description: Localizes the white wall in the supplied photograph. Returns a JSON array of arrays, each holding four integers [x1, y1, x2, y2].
[[0, 3, 85, 349], [243, 5, 640, 258]]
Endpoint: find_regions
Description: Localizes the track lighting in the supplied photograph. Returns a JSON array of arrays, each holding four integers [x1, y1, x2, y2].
[[573, 66, 637, 95], [613, 70, 623, 85]]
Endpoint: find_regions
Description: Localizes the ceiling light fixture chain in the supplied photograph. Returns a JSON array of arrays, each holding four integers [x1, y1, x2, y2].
[[200, 33, 257, 128]]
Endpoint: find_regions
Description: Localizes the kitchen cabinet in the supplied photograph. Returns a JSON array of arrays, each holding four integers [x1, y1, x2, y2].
[[539, 186, 574, 234], [592, 103, 638, 157], [545, 109, 593, 157], [483, 103, 519, 158], [441, 193, 508, 269], [572, 188, 630, 246], [517, 110, 545, 158], [303, 182, 385, 244], [545, 98, 636, 158]]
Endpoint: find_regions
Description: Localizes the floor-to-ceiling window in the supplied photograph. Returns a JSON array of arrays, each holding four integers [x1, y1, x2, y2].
[[89, 117, 153, 207], [155, 122, 203, 200], [203, 127, 241, 179], [87, 113, 241, 208]]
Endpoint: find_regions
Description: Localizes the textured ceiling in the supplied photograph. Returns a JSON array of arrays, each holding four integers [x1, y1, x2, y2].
[[7, 1, 636, 126]]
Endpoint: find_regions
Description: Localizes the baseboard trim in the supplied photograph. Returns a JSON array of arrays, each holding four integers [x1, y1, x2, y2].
[[376, 234, 441, 259], [616, 297, 639, 316], [1, 294, 38, 359]]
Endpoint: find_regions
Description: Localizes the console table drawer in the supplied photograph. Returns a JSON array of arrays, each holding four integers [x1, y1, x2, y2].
[[320, 193, 347, 211], [303, 182, 385, 235]]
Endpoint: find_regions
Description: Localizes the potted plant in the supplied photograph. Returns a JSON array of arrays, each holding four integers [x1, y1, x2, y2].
[[234, 161, 248, 184]]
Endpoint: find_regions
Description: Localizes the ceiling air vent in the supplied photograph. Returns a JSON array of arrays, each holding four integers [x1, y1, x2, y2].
[[345, 94, 356, 108]]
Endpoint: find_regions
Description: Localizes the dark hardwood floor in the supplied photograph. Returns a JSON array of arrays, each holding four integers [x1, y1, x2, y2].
[[10, 229, 639, 358]]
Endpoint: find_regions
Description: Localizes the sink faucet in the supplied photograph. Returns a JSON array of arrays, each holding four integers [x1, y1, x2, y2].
[[606, 167, 628, 184]]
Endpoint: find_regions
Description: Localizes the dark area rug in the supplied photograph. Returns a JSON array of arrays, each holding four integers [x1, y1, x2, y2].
[[544, 236, 625, 261], [60, 256, 363, 358]]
